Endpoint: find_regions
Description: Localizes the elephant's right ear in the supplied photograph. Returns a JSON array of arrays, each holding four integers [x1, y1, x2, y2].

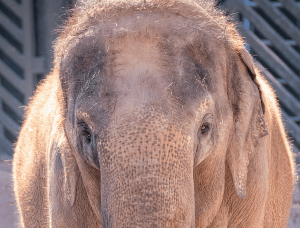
[[49, 136, 79, 207], [226, 48, 269, 199], [60, 142, 80, 207]]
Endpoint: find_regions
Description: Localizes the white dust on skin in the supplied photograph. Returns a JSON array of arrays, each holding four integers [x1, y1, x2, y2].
[[90, 30, 198, 225]]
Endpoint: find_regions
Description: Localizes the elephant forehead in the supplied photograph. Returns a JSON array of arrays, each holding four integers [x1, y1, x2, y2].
[[64, 11, 227, 129], [108, 38, 164, 88], [63, 10, 220, 83], [72, 35, 214, 113], [109, 34, 213, 97]]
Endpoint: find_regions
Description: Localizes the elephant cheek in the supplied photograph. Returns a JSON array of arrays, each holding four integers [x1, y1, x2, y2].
[[194, 143, 211, 168], [194, 151, 203, 168], [98, 130, 195, 227]]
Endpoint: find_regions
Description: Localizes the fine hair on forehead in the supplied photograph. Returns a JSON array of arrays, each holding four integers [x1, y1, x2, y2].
[[54, 0, 245, 68]]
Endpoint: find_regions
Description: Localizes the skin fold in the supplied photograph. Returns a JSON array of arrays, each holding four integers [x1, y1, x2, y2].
[[13, 0, 294, 227]]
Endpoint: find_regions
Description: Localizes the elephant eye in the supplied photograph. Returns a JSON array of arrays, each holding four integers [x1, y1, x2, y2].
[[201, 123, 210, 134], [78, 122, 92, 144], [82, 129, 92, 143]]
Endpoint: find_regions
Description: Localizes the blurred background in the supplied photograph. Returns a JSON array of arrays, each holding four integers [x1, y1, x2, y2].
[[0, 0, 299, 227], [0, 0, 75, 159]]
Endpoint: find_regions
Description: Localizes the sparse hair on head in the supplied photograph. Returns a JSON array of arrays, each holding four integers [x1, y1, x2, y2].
[[54, 0, 245, 69]]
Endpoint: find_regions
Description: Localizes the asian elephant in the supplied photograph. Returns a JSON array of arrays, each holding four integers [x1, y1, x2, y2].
[[13, 0, 294, 227]]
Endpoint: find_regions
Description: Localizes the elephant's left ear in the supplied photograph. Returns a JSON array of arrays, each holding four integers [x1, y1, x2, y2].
[[239, 48, 267, 115], [239, 48, 269, 138], [226, 48, 269, 199]]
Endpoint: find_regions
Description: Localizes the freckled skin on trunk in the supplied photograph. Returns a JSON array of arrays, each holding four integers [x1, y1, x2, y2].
[[99, 110, 195, 227]]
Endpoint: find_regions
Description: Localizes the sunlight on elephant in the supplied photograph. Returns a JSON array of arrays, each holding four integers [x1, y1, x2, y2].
[[13, 0, 294, 227]]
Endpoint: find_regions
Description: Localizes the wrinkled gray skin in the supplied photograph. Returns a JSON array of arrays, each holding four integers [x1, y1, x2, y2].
[[13, 1, 294, 227]]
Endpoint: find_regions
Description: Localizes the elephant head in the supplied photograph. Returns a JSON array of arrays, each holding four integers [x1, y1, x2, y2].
[[54, 1, 269, 227]]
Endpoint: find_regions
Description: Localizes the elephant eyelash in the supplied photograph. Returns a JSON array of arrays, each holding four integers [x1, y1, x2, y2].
[[78, 122, 92, 144], [82, 129, 92, 143], [201, 123, 210, 134]]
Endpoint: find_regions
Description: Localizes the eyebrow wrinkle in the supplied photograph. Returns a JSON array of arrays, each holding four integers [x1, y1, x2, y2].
[[194, 62, 211, 91]]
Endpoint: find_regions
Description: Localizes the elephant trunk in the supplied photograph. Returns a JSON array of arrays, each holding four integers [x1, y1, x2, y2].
[[98, 116, 195, 227]]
